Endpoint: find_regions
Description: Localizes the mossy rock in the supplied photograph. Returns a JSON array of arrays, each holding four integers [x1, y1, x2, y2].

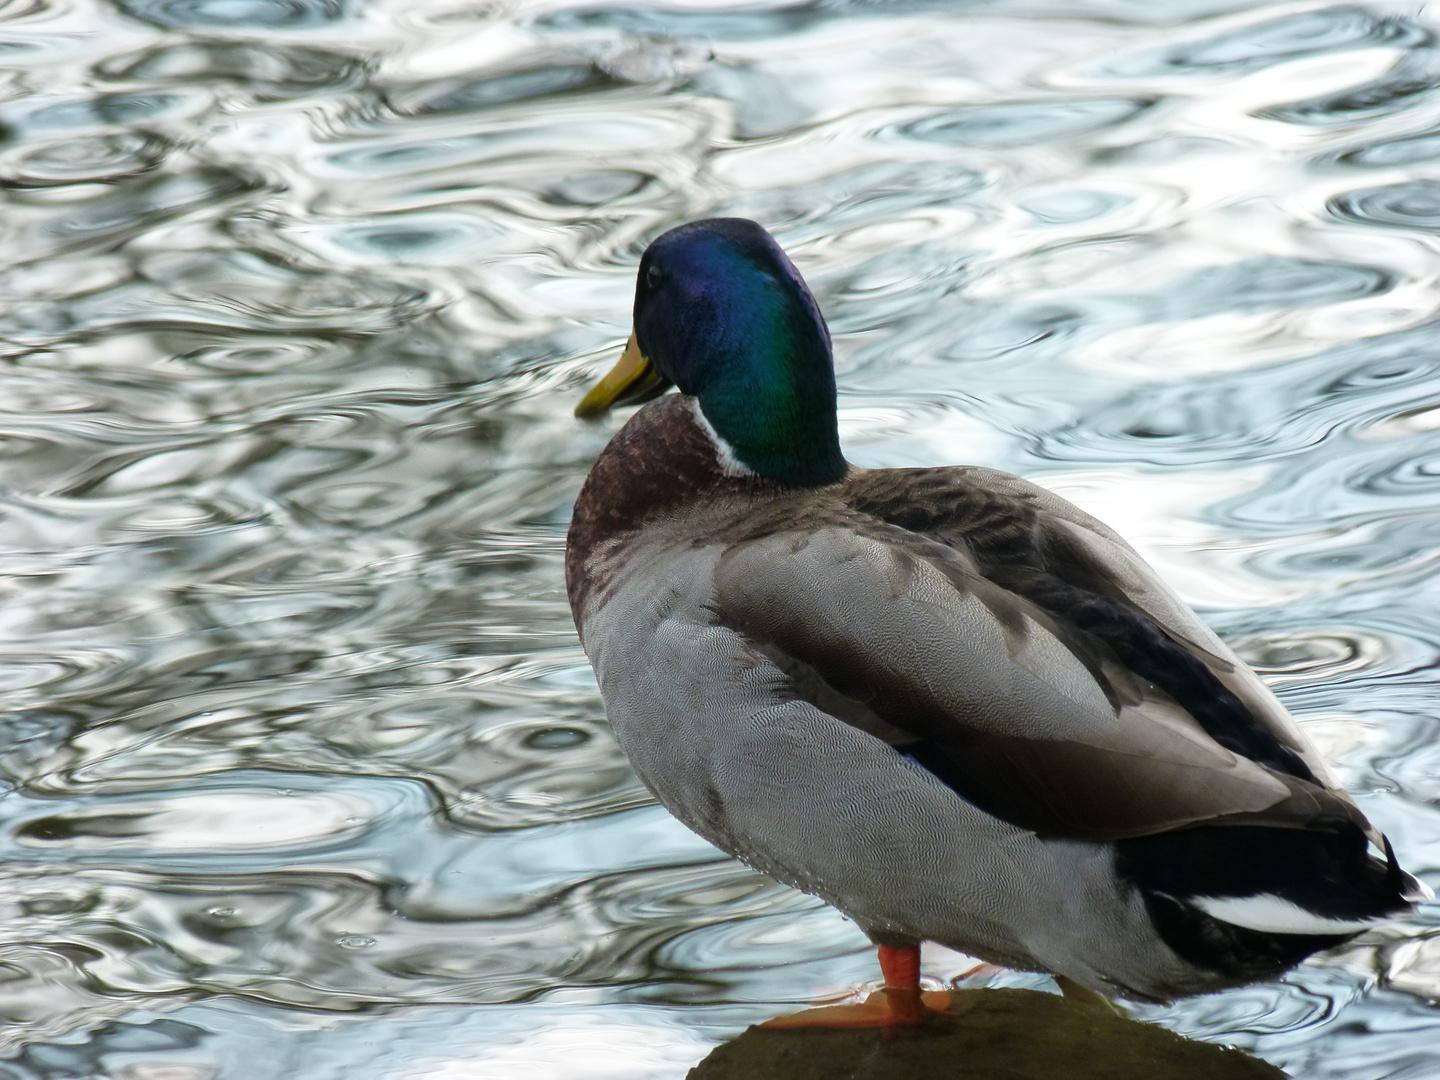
[[689, 988, 1286, 1080]]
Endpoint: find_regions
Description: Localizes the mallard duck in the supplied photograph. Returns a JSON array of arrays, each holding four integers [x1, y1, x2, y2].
[[565, 217, 1429, 1023]]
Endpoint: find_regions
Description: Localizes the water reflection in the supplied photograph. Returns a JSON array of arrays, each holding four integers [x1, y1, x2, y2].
[[116, 0, 351, 30], [1, 0, 1439, 1074], [1331, 180, 1440, 230]]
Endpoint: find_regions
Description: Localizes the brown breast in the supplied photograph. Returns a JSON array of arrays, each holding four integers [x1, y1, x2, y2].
[[566, 395, 757, 623]]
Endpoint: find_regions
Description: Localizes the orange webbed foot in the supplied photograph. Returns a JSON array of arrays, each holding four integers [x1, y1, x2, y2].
[[759, 987, 959, 1030], [759, 942, 1001, 1030]]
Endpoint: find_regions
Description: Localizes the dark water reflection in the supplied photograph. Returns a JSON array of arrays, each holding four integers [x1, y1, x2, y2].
[[1, 0, 1439, 1076]]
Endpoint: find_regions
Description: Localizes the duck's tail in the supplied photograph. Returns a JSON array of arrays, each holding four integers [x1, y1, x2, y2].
[[1116, 820, 1430, 980]]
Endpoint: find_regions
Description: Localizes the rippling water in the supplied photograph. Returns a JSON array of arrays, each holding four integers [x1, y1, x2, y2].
[[2, 0, 1439, 1075]]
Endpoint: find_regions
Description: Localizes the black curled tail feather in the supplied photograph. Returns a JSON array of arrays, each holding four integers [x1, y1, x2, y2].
[[1384, 834, 1403, 896]]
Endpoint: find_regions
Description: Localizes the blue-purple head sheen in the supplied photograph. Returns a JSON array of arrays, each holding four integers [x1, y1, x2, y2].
[[634, 219, 847, 487]]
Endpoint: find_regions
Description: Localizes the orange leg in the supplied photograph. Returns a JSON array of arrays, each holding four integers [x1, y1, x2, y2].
[[876, 943, 926, 1024], [759, 943, 962, 1030]]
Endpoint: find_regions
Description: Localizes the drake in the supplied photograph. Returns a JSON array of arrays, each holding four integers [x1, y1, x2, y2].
[[564, 217, 1429, 1023]]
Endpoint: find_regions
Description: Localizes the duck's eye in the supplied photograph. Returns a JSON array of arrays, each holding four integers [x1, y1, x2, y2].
[[646, 264, 668, 289]]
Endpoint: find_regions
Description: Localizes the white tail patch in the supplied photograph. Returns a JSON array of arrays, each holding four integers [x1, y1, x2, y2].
[[1194, 894, 1391, 935]]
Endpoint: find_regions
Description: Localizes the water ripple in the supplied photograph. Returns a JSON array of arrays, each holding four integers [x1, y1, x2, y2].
[[116, 0, 352, 30], [901, 98, 1153, 147], [95, 41, 370, 99], [1098, 8, 1425, 78], [1331, 179, 1440, 230]]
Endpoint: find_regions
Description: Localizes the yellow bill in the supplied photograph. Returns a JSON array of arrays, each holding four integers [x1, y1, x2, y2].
[[574, 333, 665, 418]]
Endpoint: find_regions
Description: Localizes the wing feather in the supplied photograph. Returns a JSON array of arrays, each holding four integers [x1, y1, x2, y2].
[[845, 466, 1341, 791], [712, 528, 1298, 840]]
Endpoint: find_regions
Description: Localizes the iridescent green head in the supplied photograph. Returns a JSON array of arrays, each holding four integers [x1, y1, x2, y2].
[[577, 218, 846, 487]]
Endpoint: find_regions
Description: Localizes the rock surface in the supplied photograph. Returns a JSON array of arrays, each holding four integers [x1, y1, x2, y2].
[[689, 988, 1287, 1080]]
